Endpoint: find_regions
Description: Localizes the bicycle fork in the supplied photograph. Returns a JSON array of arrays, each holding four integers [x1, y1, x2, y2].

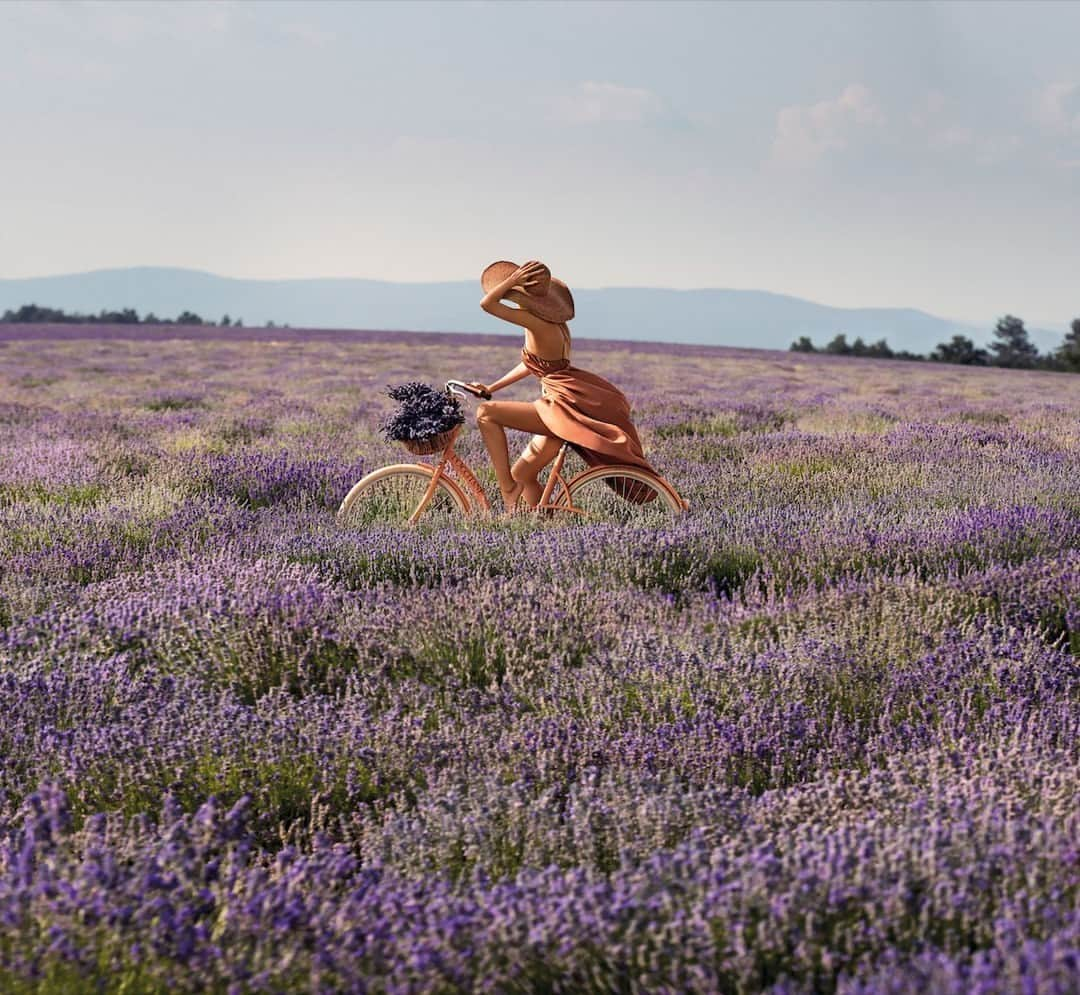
[[410, 445, 488, 522], [409, 459, 447, 524]]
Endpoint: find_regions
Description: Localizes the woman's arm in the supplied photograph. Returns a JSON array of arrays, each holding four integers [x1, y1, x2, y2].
[[480, 261, 548, 330], [470, 361, 530, 396], [480, 269, 525, 311]]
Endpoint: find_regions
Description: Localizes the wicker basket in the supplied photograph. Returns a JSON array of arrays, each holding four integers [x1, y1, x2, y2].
[[400, 426, 458, 456]]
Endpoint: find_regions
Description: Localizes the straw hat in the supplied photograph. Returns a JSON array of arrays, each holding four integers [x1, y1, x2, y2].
[[481, 259, 575, 323]]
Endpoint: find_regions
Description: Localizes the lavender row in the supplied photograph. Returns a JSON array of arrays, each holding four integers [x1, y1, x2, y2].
[[1, 734, 1075, 994], [1, 560, 1075, 860]]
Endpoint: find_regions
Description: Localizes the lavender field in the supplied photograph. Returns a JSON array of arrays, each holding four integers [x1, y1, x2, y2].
[[0, 325, 1077, 994]]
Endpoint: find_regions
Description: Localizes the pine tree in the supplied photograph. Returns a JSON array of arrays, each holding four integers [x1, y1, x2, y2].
[[1055, 318, 1080, 373], [931, 335, 989, 366], [989, 315, 1039, 369]]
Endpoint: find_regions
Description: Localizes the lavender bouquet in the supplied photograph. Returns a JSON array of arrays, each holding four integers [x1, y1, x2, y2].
[[381, 381, 465, 444]]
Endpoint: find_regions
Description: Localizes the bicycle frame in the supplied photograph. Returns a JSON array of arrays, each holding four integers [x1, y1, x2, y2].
[[407, 424, 583, 522]]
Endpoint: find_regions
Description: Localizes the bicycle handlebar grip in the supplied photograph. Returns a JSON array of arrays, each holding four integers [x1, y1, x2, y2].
[[445, 380, 492, 401]]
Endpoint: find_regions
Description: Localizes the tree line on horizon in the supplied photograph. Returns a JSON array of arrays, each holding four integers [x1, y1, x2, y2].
[[791, 315, 1080, 374], [4, 302, 1079, 373], [0, 304, 295, 328]]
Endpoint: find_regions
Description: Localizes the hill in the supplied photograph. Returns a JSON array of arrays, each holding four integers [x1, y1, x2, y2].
[[0, 266, 1063, 354]]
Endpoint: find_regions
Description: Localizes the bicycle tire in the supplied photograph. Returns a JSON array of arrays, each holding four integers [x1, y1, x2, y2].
[[563, 465, 686, 523], [337, 464, 470, 526]]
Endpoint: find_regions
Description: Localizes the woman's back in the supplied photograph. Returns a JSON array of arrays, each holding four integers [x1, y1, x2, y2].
[[523, 319, 571, 362]]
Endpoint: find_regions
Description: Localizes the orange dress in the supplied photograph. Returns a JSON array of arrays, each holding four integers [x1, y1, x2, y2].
[[523, 324, 658, 503]]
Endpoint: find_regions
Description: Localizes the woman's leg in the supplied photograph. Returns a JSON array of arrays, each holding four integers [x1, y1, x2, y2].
[[512, 434, 563, 507], [474, 400, 552, 511]]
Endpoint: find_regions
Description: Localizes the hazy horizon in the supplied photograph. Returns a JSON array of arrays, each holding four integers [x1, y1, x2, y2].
[[5, 263, 1069, 334], [3, 0, 1078, 330]]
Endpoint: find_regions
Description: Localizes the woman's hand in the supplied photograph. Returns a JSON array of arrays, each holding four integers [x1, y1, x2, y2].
[[512, 260, 547, 292], [481, 261, 548, 313], [466, 381, 492, 398]]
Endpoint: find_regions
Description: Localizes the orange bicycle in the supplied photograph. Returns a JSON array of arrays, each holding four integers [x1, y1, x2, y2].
[[338, 381, 688, 526]]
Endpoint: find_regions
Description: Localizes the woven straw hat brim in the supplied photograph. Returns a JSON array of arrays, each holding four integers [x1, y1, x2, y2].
[[481, 260, 575, 323]]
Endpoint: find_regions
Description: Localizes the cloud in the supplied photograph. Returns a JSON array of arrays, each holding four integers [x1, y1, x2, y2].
[[928, 124, 1021, 163], [769, 83, 884, 168], [908, 89, 947, 130], [933, 124, 974, 148], [387, 135, 488, 157], [9, 0, 238, 48], [278, 20, 336, 47], [1029, 82, 1080, 170], [1033, 81, 1080, 135], [901, 90, 1024, 167], [552, 81, 666, 125], [1032, 80, 1080, 159], [973, 134, 1023, 166], [0, 0, 242, 88]]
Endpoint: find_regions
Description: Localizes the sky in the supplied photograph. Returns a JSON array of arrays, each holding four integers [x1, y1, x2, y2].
[[2, 0, 1079, 329]]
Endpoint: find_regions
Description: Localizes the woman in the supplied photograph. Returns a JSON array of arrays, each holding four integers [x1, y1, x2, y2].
[[468, 259, 658, 513]]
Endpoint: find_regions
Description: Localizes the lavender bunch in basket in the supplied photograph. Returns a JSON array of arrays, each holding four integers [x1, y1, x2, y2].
[[381, 382, 465, 443]]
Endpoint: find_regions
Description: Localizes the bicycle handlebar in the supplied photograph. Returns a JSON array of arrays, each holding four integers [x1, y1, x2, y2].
[[445, 380, 492, 401]]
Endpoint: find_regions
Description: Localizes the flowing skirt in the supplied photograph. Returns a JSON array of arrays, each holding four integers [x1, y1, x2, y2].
[[532, 365, 658, 504]]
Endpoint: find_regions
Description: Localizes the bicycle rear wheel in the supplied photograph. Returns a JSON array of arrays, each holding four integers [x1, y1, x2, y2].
[[563, 466, 686, 524], [338, 464, 470, 526]]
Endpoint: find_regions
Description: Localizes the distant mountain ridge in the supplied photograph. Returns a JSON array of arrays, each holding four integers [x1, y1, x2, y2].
[[0, 266, 1063, 355]]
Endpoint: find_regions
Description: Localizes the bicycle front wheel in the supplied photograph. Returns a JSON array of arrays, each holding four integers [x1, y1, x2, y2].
[[563, 466, 686, 524], [338, 464, 470, 526]]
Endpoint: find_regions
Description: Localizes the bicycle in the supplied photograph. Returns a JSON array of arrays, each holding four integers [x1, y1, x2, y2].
[[338, 381, 689, 526]]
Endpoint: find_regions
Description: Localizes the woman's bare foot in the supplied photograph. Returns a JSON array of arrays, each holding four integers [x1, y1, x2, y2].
[[499, 480, 525, 514]]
